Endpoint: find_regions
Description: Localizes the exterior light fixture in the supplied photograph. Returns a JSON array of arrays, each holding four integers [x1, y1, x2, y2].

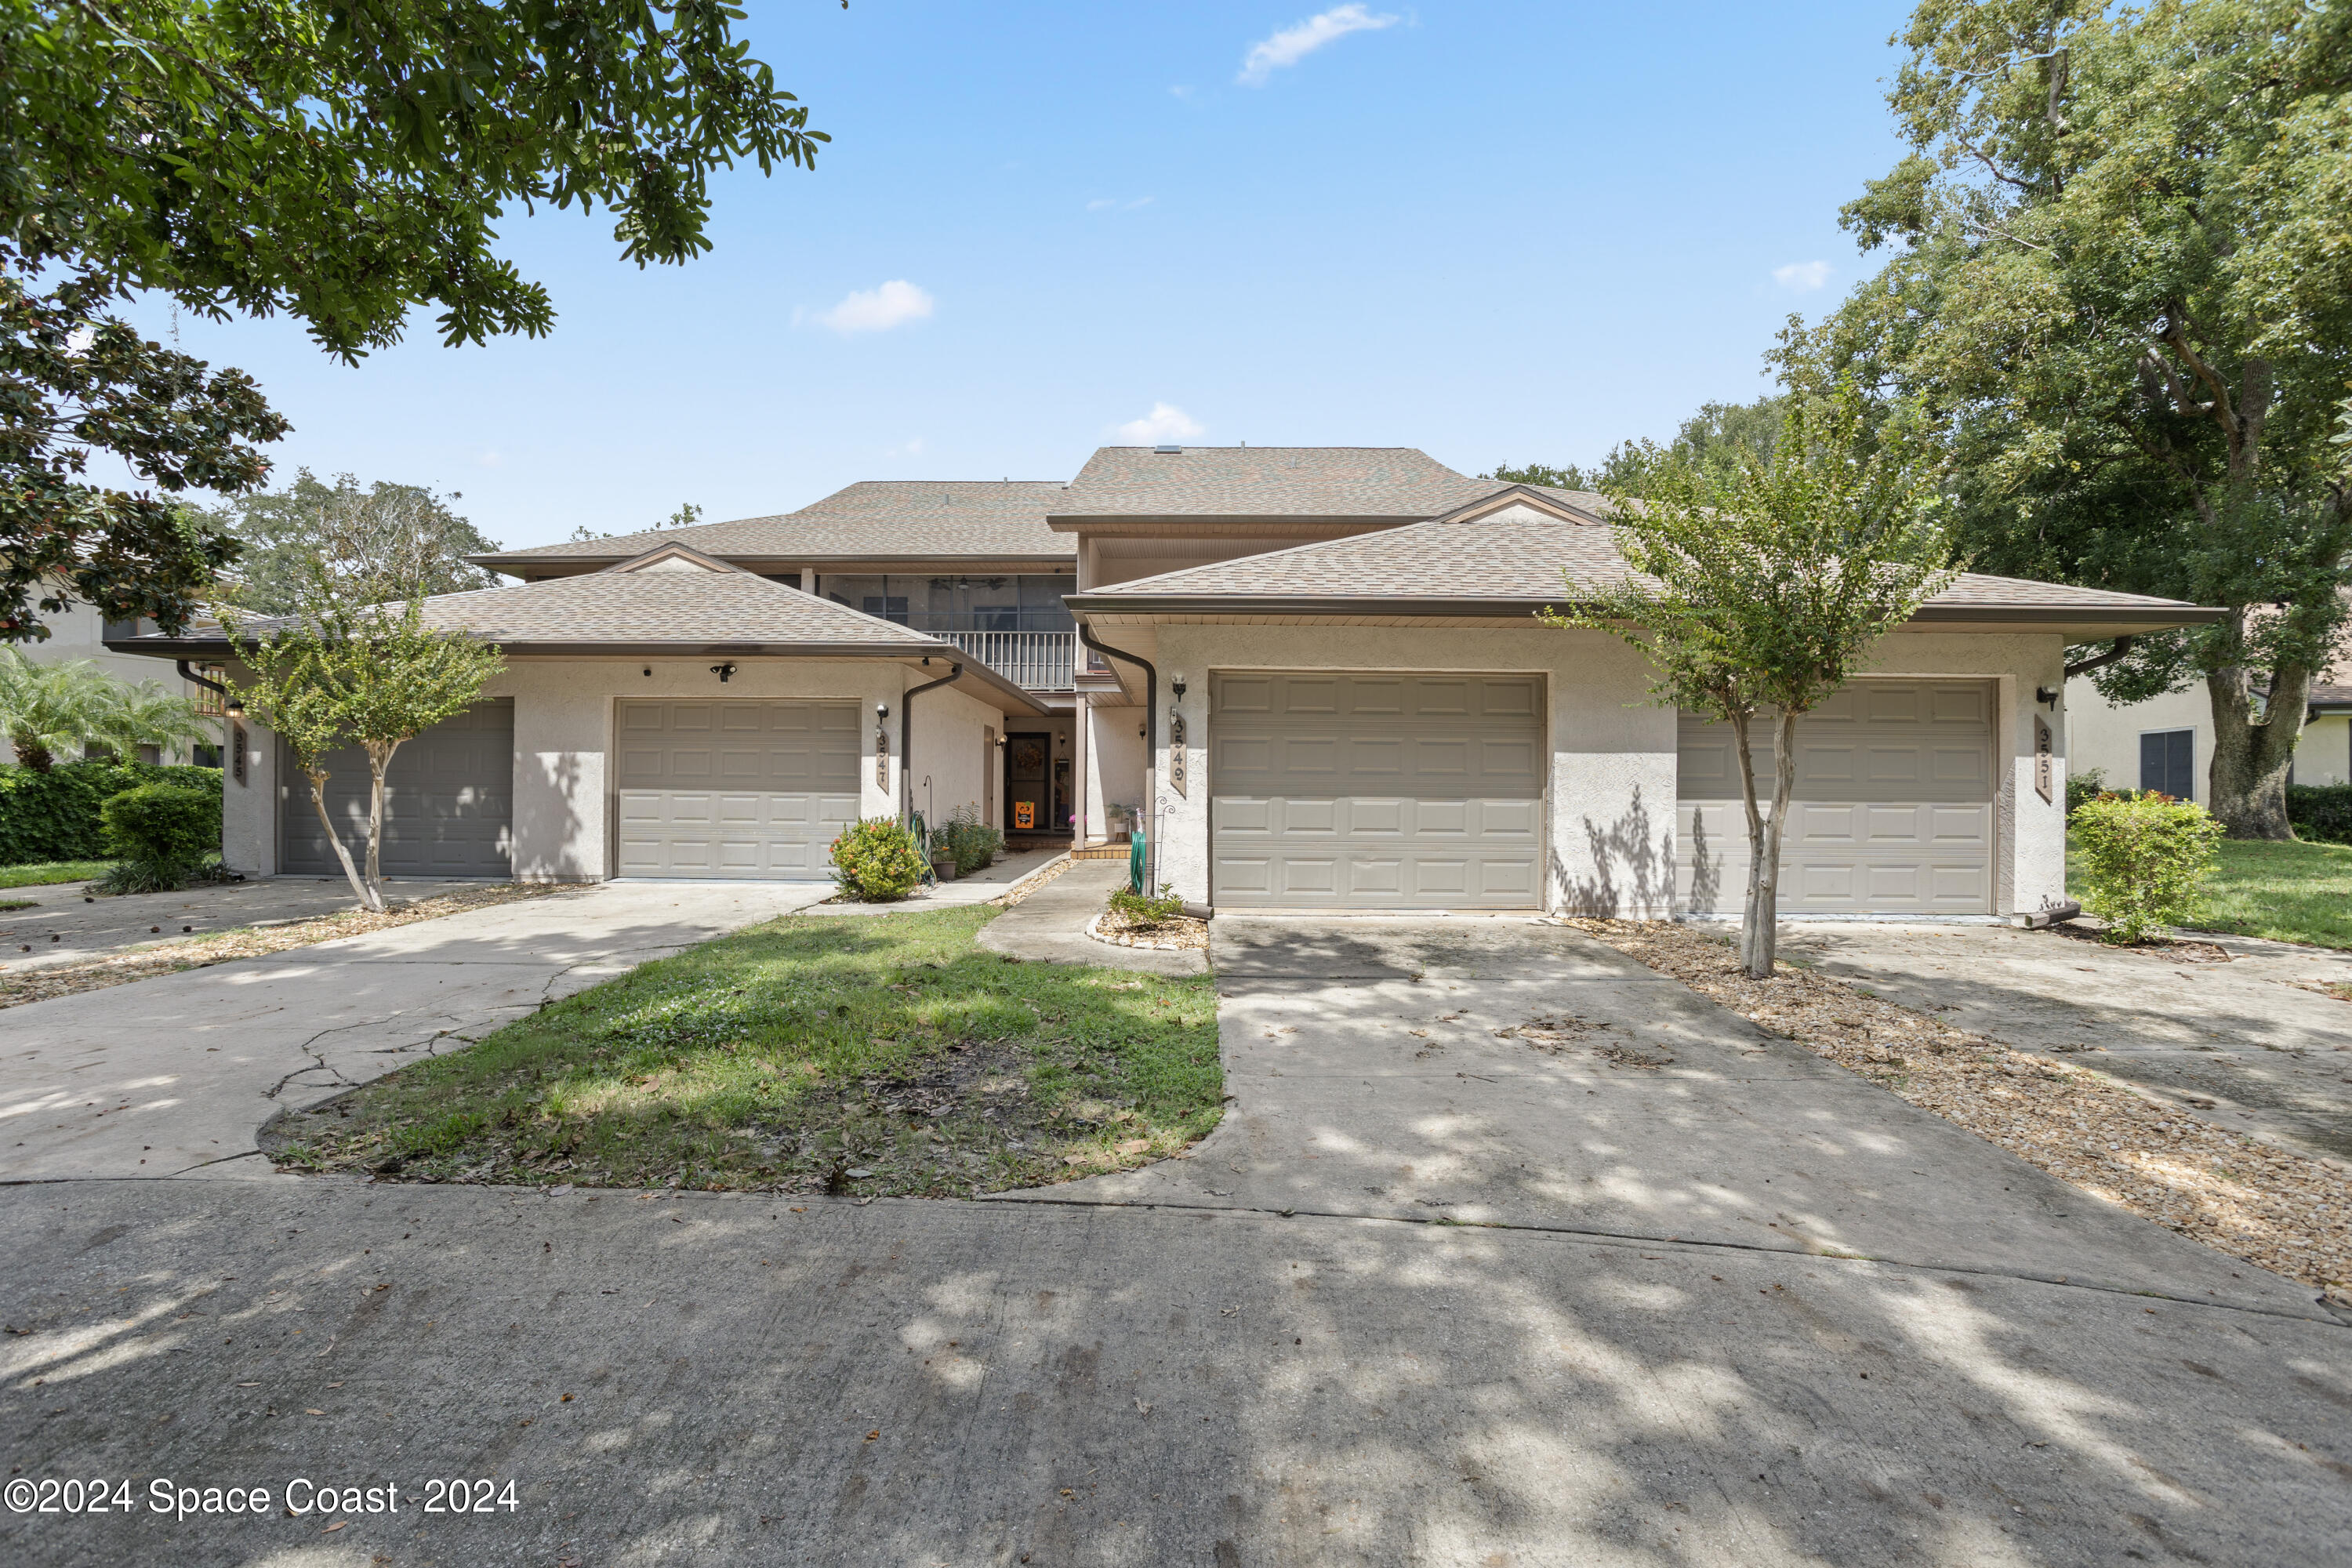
[[225, 699, 245, 717], [2035, 686, 2059, 708], [710, 662, 737, 683], [876, 702, 890, 720], [1170, 672, 1187, 702]]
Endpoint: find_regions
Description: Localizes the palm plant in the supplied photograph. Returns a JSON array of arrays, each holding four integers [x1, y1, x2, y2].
[[93, 681, 216, 764], [0, 650, 112, 770], [0, 650, 214, 770]]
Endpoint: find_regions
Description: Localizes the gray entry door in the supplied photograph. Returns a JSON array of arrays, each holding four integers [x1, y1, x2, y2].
[[1210, 672, 1545, 909], [1675, 680, 1994, 915], [615, 700, 859, 878], [278, 699, 514, 877]]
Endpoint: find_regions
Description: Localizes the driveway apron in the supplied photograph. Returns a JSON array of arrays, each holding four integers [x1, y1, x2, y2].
[[1009, 917, 2326, 1318]]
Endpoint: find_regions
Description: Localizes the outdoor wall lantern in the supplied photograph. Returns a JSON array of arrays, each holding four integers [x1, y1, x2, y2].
[[710, 662, 737, 683], [2035, 685, 2060, 709], [1170, 671, 1187, 702], [876, 703, 890, 721]]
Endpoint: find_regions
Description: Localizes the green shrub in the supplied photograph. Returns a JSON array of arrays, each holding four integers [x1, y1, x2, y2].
[[829, 817, 926, 902], [934, 805, 1004, 876], [2288, 783, 2352, 845], [2071, 792, 2225, 944], [97, 783, 222, 892], [0, 761, 220, 864], [2063, 766, 2108, 817], [1109, 882, 1186, 927]]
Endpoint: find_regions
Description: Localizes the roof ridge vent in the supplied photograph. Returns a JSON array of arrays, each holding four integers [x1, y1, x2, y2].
[[1153, 443, 1181, 455]]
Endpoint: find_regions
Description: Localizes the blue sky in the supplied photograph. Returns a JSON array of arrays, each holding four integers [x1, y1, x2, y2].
[[128, 2, 1915, 552]]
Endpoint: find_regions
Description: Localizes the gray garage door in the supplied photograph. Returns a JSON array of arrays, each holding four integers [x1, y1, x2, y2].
[[615, 700, 859, 879], [1676, 680, 1994, 915], [278, 700, 513, 877], [1210, 672, 1544, 910]]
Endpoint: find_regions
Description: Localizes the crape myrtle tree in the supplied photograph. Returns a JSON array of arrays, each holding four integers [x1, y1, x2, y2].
[[1787, 0, 2352, 837], [229, 581, 504, 913], [2, 0, 827, 641], [1545, 384, 1957, 979]]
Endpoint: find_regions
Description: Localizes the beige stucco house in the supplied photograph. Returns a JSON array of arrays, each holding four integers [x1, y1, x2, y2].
[[111, 446, 2220, 915]]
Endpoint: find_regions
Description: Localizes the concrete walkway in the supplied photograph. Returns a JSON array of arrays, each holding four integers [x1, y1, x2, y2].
[[0, 881, 842, 1183], [1779, 921, 2352, 1160], [976, 858, 1208, 975]]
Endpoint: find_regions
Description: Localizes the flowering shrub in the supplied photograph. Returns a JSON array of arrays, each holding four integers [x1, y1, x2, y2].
[[829, 818, 926, 902], [2071, 792, 2223, 944]]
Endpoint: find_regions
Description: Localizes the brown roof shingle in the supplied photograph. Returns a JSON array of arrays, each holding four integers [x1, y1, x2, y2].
[[1069, 498, 2218, 624], [1049, 446, 1512, 521], [481, 480, 1074, 565]]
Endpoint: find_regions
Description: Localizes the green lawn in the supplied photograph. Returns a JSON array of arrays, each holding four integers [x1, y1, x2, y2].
[[2068, 836, 2352, 950], [267, 905, 1224, 1196], [0, 860, 116, 889]]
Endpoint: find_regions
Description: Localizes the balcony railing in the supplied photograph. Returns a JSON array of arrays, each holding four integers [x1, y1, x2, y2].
[[931, 630, 1074, 691]]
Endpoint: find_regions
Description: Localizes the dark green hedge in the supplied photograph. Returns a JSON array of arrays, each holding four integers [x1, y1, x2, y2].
[[0, 762, 222, 866], [2288, 783, 2352, 845]]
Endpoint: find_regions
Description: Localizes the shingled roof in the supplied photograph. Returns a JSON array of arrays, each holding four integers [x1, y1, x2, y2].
[[475, 480, 1074, 569], [108, 554, 1046, 710], [1048, 446, 1519, 524], [1067, 492, 2223, 633]]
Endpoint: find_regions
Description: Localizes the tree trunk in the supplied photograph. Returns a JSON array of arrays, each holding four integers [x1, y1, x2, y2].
[[305, 765, 381, 912], [363, 741, 397, 906], [1740, 708, 1800, 979], [2206, 664, 2307, 839], [9, 734, 53, 771]]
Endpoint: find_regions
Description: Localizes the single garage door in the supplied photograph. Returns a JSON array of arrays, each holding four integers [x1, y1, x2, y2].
[[1675, 680, 1994, 915], [615, 700, 858, 878], [279, 699, 513, 877], [1210, 672, 1544, 910]]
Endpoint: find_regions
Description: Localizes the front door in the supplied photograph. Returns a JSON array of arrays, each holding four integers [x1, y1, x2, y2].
[[1005, 731, 1051, 833]]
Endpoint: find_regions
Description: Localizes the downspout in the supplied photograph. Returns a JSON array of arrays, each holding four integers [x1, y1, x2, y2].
[[1076, 622, 1157, 892], [177, 661, 229, 699], [899, 660, 963, 822]]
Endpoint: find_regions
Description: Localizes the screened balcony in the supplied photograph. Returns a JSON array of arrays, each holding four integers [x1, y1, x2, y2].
[[813, 572, 1076, 691]]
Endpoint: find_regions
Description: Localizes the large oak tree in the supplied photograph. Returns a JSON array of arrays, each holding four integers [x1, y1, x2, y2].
[[1788, 0, 2351, 837]]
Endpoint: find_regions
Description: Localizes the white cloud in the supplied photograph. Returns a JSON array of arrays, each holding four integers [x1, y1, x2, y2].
[[815, 279, 935, 335], [1772, 260, 1832, 292], [1086, 196, 1155, 212], [1115, 403, 1206, 443], [1238, 5, 1399, 86]]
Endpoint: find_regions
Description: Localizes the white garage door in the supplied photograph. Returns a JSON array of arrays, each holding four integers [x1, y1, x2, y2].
[[615, 701, 859, 879], [1210, 672, 1544, 910], [1676, 681, 1994, 915]]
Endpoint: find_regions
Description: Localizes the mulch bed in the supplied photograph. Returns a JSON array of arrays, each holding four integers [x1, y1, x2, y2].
[[1559, 916, 2352, 1299], [1088, 907, 1210, 950], [0, 884, 569, 1009]]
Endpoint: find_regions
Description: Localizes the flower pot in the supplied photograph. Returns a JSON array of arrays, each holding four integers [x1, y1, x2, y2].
[[931, 855, 958, 881]]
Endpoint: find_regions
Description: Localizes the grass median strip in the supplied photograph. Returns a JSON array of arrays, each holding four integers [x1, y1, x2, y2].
[[267, 905, 1224, 1198]]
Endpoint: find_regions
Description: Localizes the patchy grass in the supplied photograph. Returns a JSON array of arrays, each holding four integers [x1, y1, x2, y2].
[[0, 860, 114, 889], [2067, 836, 2352, 950], [268, 906, 1223, 1197]]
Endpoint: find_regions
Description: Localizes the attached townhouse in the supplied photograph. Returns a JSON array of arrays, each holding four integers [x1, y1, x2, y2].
[[111, 445, 2221, 918]]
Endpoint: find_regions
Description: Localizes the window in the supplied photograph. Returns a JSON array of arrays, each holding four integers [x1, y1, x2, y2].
[[2140, 728, 2194, 799]]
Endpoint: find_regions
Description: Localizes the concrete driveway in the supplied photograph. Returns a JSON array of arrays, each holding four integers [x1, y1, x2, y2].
[[1777, 923, 2352, 1160], [3, 916, 2347, 1566], [0, 877, 492, 971], [0, 881, 844, 1182]]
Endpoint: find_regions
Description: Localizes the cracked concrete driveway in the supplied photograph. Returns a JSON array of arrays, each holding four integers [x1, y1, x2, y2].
[[0, 881, 840, 1181], [2, 916, 2347, 1566]]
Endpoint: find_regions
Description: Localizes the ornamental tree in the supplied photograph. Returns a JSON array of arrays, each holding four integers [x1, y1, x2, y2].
[[230, 582, 503, 911], [1546, 385, 1957, 978]]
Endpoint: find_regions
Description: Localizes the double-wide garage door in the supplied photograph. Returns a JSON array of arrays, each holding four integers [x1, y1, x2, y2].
[[1675, 681, 1994, 914], [615, 700, 858, 878], [279, 700, 514, 877], [1210, 672, 1544, 909]]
